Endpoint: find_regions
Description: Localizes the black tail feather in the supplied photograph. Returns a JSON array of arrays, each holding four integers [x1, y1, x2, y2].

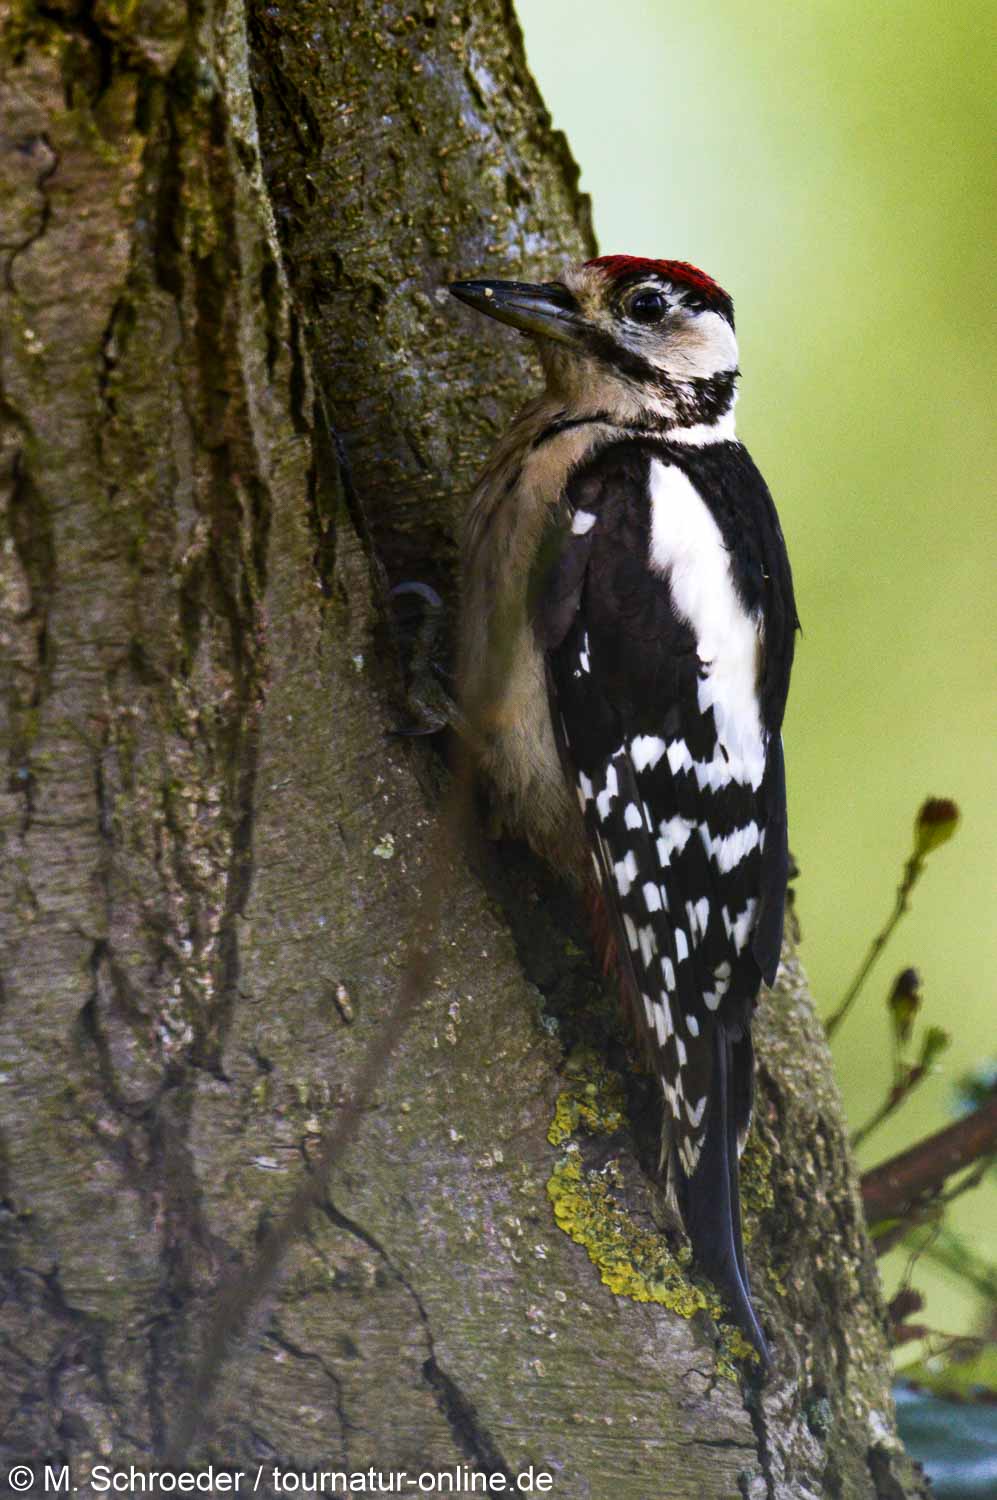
[[674, 1022, 771, 1369]]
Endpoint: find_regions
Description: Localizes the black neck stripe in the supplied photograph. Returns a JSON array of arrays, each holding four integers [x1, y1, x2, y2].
[[532, 413, 616, 450]]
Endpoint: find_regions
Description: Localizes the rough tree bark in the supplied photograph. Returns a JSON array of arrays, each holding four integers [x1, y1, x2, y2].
[[0, 2, 930, 1496]]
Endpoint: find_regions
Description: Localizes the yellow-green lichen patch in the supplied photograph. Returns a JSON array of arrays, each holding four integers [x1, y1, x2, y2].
[[548, 1148, 703, 1313], [740, 1131, 775, 1226], [546, 1049, 626, 1146], [741, 1134, 787, 1297], [545, 1051, 762, 1375]]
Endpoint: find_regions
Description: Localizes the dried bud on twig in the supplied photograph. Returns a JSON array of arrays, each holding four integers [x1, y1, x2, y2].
[[913, 798, 960, 860], [889, 967, 921, 1049]]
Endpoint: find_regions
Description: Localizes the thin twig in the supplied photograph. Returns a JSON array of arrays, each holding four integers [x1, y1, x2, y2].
[[825, 798, 958, 1039], [825, 861, 918, 1039], [852, 1093, 905, 1153], [851, 1060, 931, 1151], [861, 1094, 997, 1225], [937, 1157, 992, 1208], [918, 1227, 997, 1304]]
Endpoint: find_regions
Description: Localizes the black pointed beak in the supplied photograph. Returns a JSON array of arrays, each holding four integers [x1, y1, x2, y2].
[[449, 279, 587, 349]]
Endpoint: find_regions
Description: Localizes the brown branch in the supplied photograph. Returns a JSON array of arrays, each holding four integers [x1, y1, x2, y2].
[[861, 1095, 997, 1224]]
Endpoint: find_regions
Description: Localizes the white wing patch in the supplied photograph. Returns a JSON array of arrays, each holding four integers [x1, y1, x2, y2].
[[614, 849, 638, 896], [656, 814, 693, 867], [700, 820, 761, 873], [724, 899, 758, 954], [595, 761, 619, 820], [685, 1093, 707, 1128], [666, 738, 693, 776], [631, 734, 667, 772], [624, 801, 643, 829], [648, 459, 766, 790]]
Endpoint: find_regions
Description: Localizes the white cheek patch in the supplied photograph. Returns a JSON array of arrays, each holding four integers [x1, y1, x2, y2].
[[614, 298, 736, 374], [663, 308, 738, 382]]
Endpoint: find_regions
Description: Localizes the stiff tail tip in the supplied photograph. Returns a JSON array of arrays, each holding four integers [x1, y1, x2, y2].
[[667, 1024, 772, 1371]]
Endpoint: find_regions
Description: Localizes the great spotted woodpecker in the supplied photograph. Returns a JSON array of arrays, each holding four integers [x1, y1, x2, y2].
[[451, 256, 798, 1365]]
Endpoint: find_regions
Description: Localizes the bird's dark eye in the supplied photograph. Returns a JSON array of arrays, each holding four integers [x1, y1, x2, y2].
[[628, 289, 668, 324]]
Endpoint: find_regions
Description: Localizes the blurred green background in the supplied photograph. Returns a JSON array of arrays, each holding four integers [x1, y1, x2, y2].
[[517, 0, 995, 1351]]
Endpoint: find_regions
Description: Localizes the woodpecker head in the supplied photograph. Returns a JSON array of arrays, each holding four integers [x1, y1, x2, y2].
[[451, 256, 739, 435]]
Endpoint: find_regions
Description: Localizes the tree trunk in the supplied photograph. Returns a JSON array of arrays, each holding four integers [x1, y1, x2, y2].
[[0, 2, 929, 1495]]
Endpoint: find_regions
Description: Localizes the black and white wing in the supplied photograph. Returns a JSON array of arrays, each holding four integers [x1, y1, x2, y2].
[[535, 435, 797, 1361]]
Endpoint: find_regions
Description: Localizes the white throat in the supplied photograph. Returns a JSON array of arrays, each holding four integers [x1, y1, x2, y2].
[[668, 407, 738, 446]]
